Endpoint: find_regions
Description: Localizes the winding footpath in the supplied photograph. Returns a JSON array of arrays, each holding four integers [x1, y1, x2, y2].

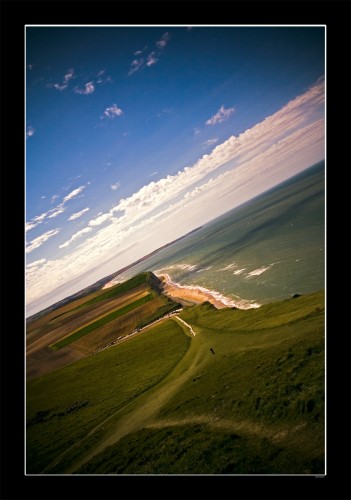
[[41, 313, 196, 473], [174, 316, 196, 336]]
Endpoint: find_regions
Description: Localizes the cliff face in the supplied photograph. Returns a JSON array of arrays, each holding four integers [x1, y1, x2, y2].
[[146, 271, 163, 294]]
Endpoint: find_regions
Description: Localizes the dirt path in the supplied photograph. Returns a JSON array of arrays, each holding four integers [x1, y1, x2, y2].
[[44, 318, 206, 474], [174, 316, 196, 336]]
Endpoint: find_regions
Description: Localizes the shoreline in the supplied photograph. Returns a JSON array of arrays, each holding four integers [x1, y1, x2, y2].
[[156, 273, 260, 310]]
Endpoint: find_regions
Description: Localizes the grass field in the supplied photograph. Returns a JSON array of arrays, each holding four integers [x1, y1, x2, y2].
[[50, 293, 154, 350], [26, 273, 180, 378], [27, 320, 190, 473], [26, 273, 157, 337], [26, 287, 325, 474]]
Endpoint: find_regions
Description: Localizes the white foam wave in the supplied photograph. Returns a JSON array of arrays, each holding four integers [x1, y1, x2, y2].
[[220, 263, 237, 271], [233, 268, 246, 275], [246, 264, 273, 277], [156, 272, 260, 310], [155, 263, 198, 274], [196, 266, 212, 273]]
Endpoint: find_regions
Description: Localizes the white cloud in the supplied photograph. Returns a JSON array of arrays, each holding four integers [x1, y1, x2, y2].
[[146, 52, 158, 67], [64, 68, 74, 83], [25, 213, 48, 232], [206, 105, 235, 125], [95, 70, 113, 85], [48, 207, 65, 218], [59, 227, 93, 249], [156, 32, 171, 49], [204, 138, 218, 147], [26, 221, 39, 232], [68, 207, 90, 221], [75, 82, 95, 95], [102, 104, 124, 119], [26, 259, 46, 269], [33, 212, 48, 222], [128, 58, 144, 75], [26, 126, 35, 139], [48, 68, 74, 92], [129, 33, 170, 76], [53, 83, 68, 91], [26, 185, 88, 232], [85, 82, 95, 94], [63, 185, 86, 203], [83, 77, 323, 231], [157, 107, 173, 118], [110, 182, 121, 191], [26, 77, 325, 312], [88, 212, 113, 227], [26, 229, 60, 254]]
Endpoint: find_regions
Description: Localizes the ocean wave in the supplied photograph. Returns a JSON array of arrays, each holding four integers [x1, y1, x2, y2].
[[155, 272, 260, 310], [220, 263, 237, 271], [196, 266, 212, 273], [155, 263, 198, 274], [233, 268, 246, 275], [246, 264, 273, 278]]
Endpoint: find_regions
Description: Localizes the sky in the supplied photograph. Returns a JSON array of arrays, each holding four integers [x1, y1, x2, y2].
[[26, 25, 325, 316]]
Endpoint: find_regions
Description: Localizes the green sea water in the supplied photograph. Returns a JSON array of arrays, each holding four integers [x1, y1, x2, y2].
[[111, 161, 325, 308]]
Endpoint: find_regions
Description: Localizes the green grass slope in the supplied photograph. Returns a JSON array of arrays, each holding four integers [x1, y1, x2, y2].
[[26, 290, 325, 475], [26, 320, 190, 473]]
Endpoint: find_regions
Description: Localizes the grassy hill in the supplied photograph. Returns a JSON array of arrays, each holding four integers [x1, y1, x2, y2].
[[26, 272, 180, 379], [26, 284, 325, 475]]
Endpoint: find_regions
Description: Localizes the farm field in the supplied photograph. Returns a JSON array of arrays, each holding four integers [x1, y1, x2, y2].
[[26, 273, 180, 378], [26, 280, 325, 475]]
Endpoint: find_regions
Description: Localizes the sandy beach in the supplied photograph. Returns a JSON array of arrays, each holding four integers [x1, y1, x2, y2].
[[157, 273, 259, 310]]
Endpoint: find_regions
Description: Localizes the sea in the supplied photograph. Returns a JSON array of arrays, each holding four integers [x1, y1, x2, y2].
[[106, 160, 325, 309]]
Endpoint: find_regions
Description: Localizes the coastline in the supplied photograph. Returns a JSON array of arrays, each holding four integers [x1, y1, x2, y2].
[[156, 273, 260, 310]]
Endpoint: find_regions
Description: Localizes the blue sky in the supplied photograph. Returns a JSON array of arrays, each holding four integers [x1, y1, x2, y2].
[[26, 26, 325, 316]]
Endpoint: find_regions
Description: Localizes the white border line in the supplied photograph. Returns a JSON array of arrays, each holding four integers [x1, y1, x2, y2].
[[25, 24, 326, 477]]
